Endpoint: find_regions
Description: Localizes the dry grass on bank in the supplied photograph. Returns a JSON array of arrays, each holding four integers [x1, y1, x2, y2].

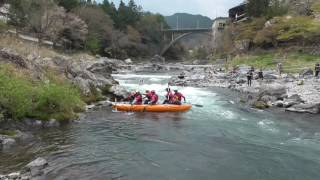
[[0, 33, 96, 61], [228, 52, 320, 73]]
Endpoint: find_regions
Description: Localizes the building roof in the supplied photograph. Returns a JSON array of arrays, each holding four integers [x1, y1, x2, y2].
[[229, 1, 248, 12]]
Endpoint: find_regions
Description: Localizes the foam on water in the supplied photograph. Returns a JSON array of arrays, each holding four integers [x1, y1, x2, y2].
[[115, 74, 218, 108], [112, 74, 172, 79], [257, 119, 279, 133]]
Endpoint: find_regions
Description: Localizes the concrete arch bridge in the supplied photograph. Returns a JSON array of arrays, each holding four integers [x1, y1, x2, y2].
[[161, 28, 212, 56]]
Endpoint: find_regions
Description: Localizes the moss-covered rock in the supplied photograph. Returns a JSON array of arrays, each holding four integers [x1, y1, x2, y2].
[[253, 101, 270, 109], [0, 130, 17, 137]]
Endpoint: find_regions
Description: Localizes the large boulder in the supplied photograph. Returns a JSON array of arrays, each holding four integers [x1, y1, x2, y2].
[[264, 73, 278, 80], [151, 55, 165, 63], [0, 48, 28, 68], [235, 39, 251, 51], [7, 172, 20, 179], [65, 58, 117, 95], [236, 77, 247, 84], [258, 83, 287, 99], [108, 85, 129, 99], [283, 94, 304, 108], [300, 69, 313, 78], [284, 74, 296, 82], [253, 101, 270, 109], [124, 58, 132, 64], [286, 103, 320, 114], [24, 157, 48, 177], [260, 95, 277, 103], [238, 65, 251, 75], [192, 60, 200, 65], [26, 158, 48, 169]]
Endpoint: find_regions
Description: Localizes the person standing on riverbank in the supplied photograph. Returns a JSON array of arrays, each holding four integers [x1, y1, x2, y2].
[[247, 70, 253, 87], [277, 63, 283, 77], [315, 63, 320, 78], [258, 69, 264, 80]]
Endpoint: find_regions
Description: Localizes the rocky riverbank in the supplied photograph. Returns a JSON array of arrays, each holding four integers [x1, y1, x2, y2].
[[168, 65, 320, 114], [0, 47, 129, 151], [0, 48, 129, 98], [0, 157, 48, 180]]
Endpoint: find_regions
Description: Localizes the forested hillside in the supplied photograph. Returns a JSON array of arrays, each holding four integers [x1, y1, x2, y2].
[[0, 0, 169, 59]]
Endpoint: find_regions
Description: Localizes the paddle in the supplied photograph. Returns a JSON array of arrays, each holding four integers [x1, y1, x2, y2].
[[192, 104, 204, 108]]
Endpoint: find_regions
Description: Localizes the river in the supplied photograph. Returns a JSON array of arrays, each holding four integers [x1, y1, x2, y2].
[[1, 73, 320, 180]]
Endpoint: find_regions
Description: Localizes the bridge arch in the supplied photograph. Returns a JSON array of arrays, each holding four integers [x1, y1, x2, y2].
[[161, 31, 212, 56]]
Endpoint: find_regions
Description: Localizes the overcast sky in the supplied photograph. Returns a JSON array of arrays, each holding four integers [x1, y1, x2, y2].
[[97, 0, 243, 19]]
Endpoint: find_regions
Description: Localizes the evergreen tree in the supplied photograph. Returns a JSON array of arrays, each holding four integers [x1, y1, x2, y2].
[[8, 0, 28, 31], [116, 0, 129, 29], [0, 0, 6, 6], [55, 0, 80, 12], [101, 0, 117, 21], [101, 0, 111, 13], [247, 0, 270, 17], [266, 0, 288, 19], [127, 0, 141, 25]]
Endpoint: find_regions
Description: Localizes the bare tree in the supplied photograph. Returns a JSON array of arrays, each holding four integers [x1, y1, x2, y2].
[[59, 13, 88, 49], [21, 0, 65, 45]]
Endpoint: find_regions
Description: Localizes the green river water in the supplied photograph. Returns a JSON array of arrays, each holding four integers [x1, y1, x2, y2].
[[1, 73, 320, 180]]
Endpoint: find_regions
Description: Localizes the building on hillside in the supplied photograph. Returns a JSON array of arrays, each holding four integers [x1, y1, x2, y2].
[[211, 17, 230, 53], [212, 17, 229, 31], [229, 1, 249, 23], [0, 4, 9, 23]]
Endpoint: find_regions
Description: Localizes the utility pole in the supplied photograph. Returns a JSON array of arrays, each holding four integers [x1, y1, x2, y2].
[[197, 20, 199, 29]]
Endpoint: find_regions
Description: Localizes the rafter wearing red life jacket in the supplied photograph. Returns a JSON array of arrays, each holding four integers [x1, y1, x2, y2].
[[173, 90, 186, 105], [134, 92, 143, 105], [150, 90, 159, 105]]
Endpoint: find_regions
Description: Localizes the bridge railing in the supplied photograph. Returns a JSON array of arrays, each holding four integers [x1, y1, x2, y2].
[[161, 28, 212, 32]]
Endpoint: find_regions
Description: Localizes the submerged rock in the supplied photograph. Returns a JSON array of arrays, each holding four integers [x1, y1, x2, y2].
[[25, 157, 48, 177], [286, 103, 320, 114], [1, 157, 49, 180], [7, 172, 20, 179], [44, 119, 60, 128], [26, 157, 48, 169], [0, 135, 16, 149]]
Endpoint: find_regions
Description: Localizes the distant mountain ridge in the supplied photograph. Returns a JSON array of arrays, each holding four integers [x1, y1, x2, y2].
[[165, 13, 213, 29]]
